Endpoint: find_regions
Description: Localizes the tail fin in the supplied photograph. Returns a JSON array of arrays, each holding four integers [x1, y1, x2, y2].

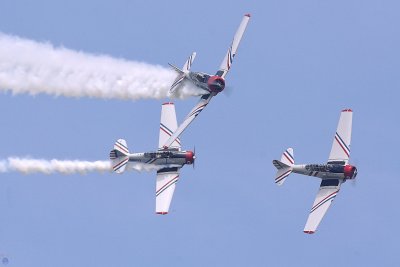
[[169, 52, 196, 94], [272, 148, 294, 185], [110, 139, 130, 174]]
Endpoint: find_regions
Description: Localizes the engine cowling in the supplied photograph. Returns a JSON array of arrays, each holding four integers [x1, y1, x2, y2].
[[185, 151, 195, 164], [344, 164, 357, 180], [207, 75, 225, 93]]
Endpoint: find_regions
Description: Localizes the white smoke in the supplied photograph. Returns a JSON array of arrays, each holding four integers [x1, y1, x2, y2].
[[0, 157, 167, 175], [0, 33, 202, 100]]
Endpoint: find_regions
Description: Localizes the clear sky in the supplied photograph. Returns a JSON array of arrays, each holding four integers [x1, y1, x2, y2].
[[0, 0, 399, 266]]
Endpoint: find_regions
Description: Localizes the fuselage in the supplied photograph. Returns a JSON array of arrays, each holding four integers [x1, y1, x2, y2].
[[292, 163, 358, 180], [188, 71, 225, 93], [127, 149, 195, 167]]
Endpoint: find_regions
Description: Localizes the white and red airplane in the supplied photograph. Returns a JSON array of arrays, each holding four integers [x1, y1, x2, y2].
[[163, 14, 251, 148], [273, 109, 357, 234], [109, 103, 195, 214]]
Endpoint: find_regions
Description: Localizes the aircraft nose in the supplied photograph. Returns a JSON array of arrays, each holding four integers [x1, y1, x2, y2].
[[185, 151, 195, 164]]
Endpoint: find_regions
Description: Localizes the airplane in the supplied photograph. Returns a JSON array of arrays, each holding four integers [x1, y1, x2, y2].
[[163, 13, 251, 148], [109, 102, 195, 215], [272, 109, 357, 234]]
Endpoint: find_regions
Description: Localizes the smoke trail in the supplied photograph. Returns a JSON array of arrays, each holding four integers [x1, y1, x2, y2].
[[0, 33, 202, 100], [0, 157, 166, 175]]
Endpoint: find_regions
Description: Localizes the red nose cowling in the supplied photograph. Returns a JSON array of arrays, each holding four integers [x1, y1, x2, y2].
[[185, 151, 195, 164], [207, 76, 226, 93], [344, 164, 357, 179]]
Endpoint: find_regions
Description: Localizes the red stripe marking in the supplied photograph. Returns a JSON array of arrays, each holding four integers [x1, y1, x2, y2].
[[342, 108, 352, 112], [156, 175, 179, 195], [284, 152, 294, 164], [303, 230, 315, 234], [275, 169, 291, 183], [115, 143, 128, 154], [311, 190, 339, 211], [113, 158, 128, 170], [156, 212, 168, 215], [335, 136, 350, 157], [160, 127, 181, 145]]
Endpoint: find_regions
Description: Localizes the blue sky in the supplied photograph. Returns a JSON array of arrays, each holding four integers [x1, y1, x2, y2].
[[0, 0, 399, 266]]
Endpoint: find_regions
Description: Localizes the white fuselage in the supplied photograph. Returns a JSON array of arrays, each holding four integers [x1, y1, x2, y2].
[[127, 150, 193, 167], [292, 164, 348, 180]]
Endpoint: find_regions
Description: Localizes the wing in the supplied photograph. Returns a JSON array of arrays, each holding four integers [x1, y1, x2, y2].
[[216, 14, 251, 78], [159, 102, 181, 149], [328, 109, 353, 164], [156, 167, 180, 214], [162, 93, 214, 148], [303, 179, 342, 234]]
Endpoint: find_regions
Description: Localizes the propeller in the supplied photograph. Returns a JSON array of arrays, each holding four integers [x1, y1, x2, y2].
[[192, 146, 196, 169], [222, 86, 234, 97], [350, 158, 360, 187]]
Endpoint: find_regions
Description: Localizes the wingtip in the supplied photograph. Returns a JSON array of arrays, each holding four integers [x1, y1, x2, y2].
[[342, 108, 353, 112], [245, 13, 251, 17], [156, 212, 168, 215], [162, 102, 174, 105], [303, 230, 315, 234]]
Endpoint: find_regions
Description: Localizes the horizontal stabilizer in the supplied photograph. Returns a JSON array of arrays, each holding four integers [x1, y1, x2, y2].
[[110, 139, 130, 174], [114, 139, 129, 156], [168, 63, 184, 74], [272, 148, 294, 185], [273, 160, 292, 185]]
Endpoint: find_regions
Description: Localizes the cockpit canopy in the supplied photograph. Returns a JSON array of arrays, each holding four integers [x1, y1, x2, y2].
[[193, 72, 210, 83]]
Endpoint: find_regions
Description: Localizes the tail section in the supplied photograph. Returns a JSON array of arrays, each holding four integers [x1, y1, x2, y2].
[[110, 139, 130, 174], [169, 52, 196, 94], [272, 148, 294, 185]]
